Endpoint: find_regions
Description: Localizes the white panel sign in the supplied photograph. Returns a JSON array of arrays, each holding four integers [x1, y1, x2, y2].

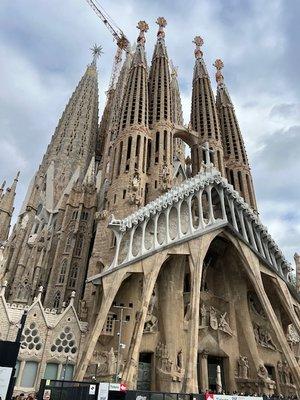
[[214, 396, 263, 400], [98, 382, 109, 400], [89, 384, 96, 395], [0, 366, 12, 399]]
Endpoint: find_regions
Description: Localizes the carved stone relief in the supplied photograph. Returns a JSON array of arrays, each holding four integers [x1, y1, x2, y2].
[[128, 172, 142, 206], [93, 347, 116, 376], [278, 360, 294, 386], [248, 292, 266, 319], [200, 303, 233, 336], [253, 323, 277, 351], [159, 163, 172, 192], [287, 324, 300, 344], [155, 342, 184, 382], [143, 287, 158, 333]]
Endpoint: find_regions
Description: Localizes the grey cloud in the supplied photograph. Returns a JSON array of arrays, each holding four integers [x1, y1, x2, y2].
[[270, 103, 300, 120]]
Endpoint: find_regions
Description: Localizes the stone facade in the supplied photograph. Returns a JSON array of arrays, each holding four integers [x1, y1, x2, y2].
[[0, 17, 300, 397]]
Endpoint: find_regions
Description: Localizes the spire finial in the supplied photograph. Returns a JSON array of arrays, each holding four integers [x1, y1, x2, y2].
[[137, 21, 149, 45], [70, 290, 76, 306], [0, 281, 7, 296], [214, 59, 224, 86], [156, 17, 167, 39], [37, 286, 43, 301], [90, 44, 103, 65], [14, 171, 20, 182], [193, 36, 204, 59]]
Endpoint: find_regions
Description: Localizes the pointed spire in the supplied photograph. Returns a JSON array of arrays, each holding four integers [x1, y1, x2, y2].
[[36, 50, 99, 206], [148, 17, 172, 125], [214, 59, 232, 105], [131, 21, 149, 67], [137, 20, 149, 45], [152, 17, 168, 57], [0, 180, 6, 198], [190, 36, 225, 175], [215, 60, 257, 210], [37, 286, 43, 301], [70, 290, 76, 306], [192, 36, 209, 79], [118, 21, 149, 131], [0, 280, 7, 296], [0, 171, 19, 216], [170, 61, 183, 125]]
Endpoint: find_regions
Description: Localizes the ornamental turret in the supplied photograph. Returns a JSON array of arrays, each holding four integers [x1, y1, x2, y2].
[[148, 17, 171, 126], [190, 37, 225, 175], [0, 171, 19, 242], [146, 17, 174, 202], [215, 59, 257, 210]]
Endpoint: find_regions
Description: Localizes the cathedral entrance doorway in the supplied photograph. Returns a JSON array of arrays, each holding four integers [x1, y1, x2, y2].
[[137, 352, 152, 390], [207, 356, 226, 392]]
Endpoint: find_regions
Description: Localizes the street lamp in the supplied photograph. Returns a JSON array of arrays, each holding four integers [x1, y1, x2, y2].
[[112, 304, 132, 383]]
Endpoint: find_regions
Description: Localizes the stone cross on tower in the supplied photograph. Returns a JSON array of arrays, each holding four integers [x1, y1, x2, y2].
[[214, 59, 224, 86], [156, 17, 167, 39], [193, 36, 204, 59], [202, 141, 214, 166]]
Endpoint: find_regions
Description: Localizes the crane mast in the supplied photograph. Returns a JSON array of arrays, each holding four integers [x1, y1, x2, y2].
[[85, 0, 130, 90]]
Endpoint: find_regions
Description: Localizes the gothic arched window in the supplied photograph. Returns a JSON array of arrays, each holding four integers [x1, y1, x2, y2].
[[74, 233, 84, 257], [68, 264, 78, 289], [65, 233, 72, 253], [53, 291, 61, 309], [58, 260, 67, 284]]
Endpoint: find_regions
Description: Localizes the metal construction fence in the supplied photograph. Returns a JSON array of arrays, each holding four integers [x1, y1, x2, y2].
[[36, 380, 205, 400]]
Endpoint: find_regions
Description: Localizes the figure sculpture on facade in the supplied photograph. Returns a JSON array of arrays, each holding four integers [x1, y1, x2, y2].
[[219, 312, 233, 336], [200, 303, 207, 326], [238, 356, 249, 379]]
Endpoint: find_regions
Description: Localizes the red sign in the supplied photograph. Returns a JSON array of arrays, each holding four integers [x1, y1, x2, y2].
[[120, 383, 127, 392], [205, 392, 214, 400]]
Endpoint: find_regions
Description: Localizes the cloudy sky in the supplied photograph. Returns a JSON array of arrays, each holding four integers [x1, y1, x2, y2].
[[0, 0, 299, 264]]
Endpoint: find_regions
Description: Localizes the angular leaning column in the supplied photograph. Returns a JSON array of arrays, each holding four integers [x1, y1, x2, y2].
[[184, 233, 219, 392], [121, 253, 167, 388]]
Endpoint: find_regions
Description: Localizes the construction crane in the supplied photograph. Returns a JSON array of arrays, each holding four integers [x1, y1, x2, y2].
[[85, 0, 130, 90]]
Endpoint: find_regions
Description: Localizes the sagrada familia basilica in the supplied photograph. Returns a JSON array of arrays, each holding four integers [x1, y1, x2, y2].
[[1, 17, 300, 397]]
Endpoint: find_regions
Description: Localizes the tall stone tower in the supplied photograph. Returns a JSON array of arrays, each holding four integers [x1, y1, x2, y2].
[[215, 59, 257, 210], [146, 17, 174, 202], [107, 21, 150, 216], [190, 37, 225, 175], [2, 48, 100, 308], [83, 23, 151, 310]]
